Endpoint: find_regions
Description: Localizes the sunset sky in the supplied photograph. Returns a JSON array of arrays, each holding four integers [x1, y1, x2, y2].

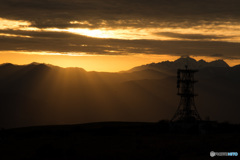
[[0, 0, 240, 71]]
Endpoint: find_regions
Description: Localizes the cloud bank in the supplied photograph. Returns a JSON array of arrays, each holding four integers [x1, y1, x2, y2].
[[0, 0, 239, 58]]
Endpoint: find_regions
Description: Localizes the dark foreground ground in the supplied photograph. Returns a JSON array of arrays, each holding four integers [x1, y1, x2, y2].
[[0, 121, 239, 160]]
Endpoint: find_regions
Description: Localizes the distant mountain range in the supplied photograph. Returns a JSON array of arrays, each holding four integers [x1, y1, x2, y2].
[[0, 57, 239, 128], [130, 56, 230, 72]]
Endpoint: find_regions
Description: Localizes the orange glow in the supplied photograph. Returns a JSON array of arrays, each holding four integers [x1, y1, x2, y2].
[[0, 51, 238, 72], [0, 18, 31, 30], [225, 59, 240, 67], [0, 33, 31, 38], [0, 51, 180, 72], [0, 17, 239, 42], [45, 22, 240, 42]]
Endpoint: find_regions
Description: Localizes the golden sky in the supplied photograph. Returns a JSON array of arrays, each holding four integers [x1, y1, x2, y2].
[[0, 51, 181, 72], [0, 0, 240, 71]]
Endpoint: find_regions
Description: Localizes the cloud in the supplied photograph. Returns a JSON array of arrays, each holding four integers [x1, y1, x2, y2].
[[155, 32, 232, 40], [0, 0, 239, 29], [0, 0, 240, 59], [0, 29, 239, 58], [210, 54, 223, 57]]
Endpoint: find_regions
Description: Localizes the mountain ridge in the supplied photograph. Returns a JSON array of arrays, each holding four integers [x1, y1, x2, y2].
[[130, 57, 231, 72], [0, 57, 239, 128], [0, 57, 235, 73]]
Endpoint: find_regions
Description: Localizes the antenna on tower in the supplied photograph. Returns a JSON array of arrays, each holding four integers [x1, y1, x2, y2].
[[172, 64, 201, 122]]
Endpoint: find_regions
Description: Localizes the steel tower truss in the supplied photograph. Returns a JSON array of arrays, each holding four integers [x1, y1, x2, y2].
[[172, 65, 201, 122]]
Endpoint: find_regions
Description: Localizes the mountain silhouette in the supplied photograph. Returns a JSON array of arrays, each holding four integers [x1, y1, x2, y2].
[[130, 56, 229, 72], [0, 57, 239, 128]]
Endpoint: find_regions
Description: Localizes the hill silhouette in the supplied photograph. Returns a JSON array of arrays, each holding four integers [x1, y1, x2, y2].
[[0, 57, 239, 128], [130, 56, 229, 72], [0, 121, 240, 160]]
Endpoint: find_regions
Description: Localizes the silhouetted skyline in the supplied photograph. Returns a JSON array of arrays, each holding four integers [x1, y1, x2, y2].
[[0, 57, 239, 129]]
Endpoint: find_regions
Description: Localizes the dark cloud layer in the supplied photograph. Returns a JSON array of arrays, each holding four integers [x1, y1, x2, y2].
[[0, 0, 239, 58], [0, 29, 239, 58], [156, 32, 232, 40], [0, 0, 240, 28]]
